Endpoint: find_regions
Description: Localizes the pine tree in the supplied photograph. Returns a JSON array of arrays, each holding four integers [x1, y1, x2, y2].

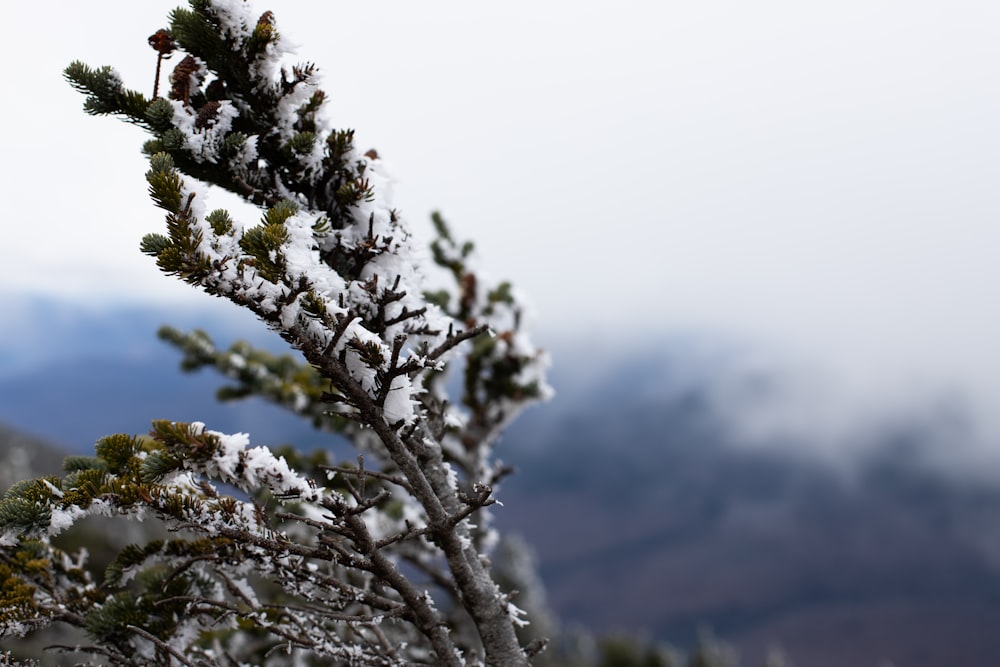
[[0, 2, 551, 665]]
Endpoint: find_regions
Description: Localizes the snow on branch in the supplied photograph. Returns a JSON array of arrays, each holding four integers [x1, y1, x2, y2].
[[2, 1, 553, 665]]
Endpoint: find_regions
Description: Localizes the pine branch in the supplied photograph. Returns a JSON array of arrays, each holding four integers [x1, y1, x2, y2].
[[8, 1, 558, 664]]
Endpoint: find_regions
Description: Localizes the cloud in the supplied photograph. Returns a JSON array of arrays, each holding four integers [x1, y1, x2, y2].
[[6, 2, 1000, 480]]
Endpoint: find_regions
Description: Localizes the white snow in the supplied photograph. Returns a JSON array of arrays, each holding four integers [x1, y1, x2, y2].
[[170, 98, 240, 164], [207, 0, 254, 41], [46, 505, 87, 536]]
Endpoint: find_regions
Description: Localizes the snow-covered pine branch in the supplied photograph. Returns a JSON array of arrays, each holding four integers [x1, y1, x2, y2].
[[1, 2, 551, 666]]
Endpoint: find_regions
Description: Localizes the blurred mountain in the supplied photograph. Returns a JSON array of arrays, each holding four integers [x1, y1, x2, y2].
[[3, 300, 1000, 666], [495, 360, 1000, 666], [0, 295, 327, 453], [0, 422, 66, 489]]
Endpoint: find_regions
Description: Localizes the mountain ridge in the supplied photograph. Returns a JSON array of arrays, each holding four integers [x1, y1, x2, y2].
[[3, 301, 1000, 665]]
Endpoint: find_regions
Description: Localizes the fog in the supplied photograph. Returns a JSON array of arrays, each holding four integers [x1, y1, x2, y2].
[[3, 1, 1000, 470]]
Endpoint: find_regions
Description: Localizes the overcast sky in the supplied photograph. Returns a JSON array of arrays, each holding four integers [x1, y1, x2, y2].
[[4, 1, 1000, 454]]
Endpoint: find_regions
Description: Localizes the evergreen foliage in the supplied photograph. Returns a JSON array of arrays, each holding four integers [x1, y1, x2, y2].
[[3, 2, 551, 665]]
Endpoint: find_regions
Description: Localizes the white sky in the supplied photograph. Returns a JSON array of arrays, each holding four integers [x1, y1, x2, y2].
[[4, 1, 1000, 450]]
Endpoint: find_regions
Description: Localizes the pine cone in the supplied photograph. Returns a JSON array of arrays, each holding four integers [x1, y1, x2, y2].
[[170, 55, 200, 105], [148, 29, 177, 56], [195, 100, 222, 129]]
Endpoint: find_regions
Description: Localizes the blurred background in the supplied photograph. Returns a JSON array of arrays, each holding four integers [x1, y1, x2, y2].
[[3, 2, 1000, 664]]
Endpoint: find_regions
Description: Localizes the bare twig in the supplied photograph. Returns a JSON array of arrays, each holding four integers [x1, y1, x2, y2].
[[126, 625, 201, 667]]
